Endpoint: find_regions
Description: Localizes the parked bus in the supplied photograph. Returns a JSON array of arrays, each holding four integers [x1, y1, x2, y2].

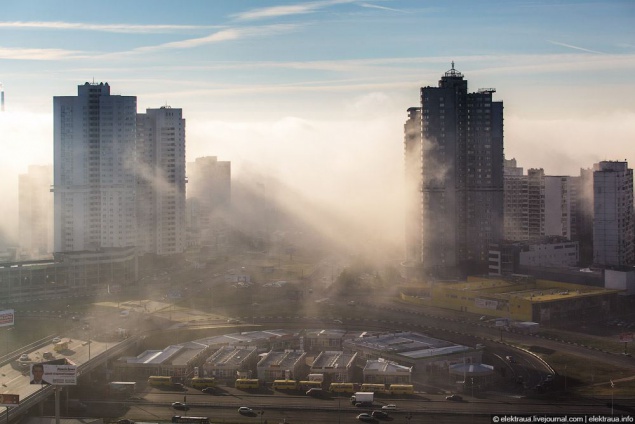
[[360, 383, 387, 394], [272, 379, 298, 390], [148, 376, 176, 387], [108, 381, 136, 396], [329, 383, 355, 394], [298, 380, 323, 390], [389, 384, 414, 395], [235, 379, 260, 389], [190, 377, 216, 389], [171, 416, 209, 424]]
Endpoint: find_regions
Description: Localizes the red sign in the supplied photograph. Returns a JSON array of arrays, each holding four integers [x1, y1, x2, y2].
[[619, 332, 634, 343], [0, 394, 19, 406]]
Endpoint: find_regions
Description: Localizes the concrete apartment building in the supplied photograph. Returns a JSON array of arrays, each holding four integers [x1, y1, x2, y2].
[[18, 165, 53, 259], [593, 161, 634, 267], [186, 156, 231, 248], [403, 107, 422, 265], [411, 63, 504, 276], [136, 107, 187, 256], [53, 82, 137, 254]]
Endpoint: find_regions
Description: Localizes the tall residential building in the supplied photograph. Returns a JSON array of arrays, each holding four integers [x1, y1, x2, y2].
[[18, 164, 53, 258], [53, 82, 137, 253], [403, 107, 422, 264], [576, 167, 595, 266], [544, 175, 577, 240], [593, 161, 634, 267], [186, 156, 231, 247], [416, 64, 504, 275], [136, 107, 187, 256], [504, 163, 578, 243]]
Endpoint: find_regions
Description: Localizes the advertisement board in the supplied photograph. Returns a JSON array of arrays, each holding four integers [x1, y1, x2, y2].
[[0, 309, 15, 327], [30, 363, 77, 385], [0, 394, 19, 406]]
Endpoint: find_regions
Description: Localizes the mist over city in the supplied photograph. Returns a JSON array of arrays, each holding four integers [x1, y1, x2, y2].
[[1, 1, 635, 423]]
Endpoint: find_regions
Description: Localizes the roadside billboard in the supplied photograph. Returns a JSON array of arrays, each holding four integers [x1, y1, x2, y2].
[[30, 363, 77, 385], [0, 309, 15, 327], [0, 394, 19, 406], [619, 332, 634, 343]]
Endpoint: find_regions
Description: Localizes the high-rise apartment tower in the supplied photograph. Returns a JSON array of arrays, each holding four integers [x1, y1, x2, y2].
[[593, 161, 634, 267], [412, 64, 504, 275], [53, 82, 137, 253], [136, 107, 187, 255]]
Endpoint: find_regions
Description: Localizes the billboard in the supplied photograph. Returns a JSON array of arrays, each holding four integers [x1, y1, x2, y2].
[[0, 309, 14, 327], [0, 394, 19, 406], [30, 363, 77, 386], [619, 332, 634, 343]]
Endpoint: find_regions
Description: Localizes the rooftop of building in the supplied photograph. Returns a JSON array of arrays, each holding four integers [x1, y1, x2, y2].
[[205, 345, 257, 367], [257, 350, 305, 369], [121, 341, 207, 366], [311, 351, 356, 369], [344, 331, 471, 360], [305, 329, 347, 338], [363, 358, 412, 373], [195, 329, 298, 347]]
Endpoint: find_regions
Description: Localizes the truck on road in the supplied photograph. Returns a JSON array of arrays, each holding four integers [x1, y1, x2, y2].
[[351, 392, 374, 406]]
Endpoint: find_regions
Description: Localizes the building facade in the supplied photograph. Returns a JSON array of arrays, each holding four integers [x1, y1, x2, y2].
[[18, 165, 53, 259], [593, 161, 634, 267], [416, 64, 504, 275], [186, 156, 231, 248], [404, 107, 422, 265], [53, 82, 137, 253], [136, 107, 187, 256]]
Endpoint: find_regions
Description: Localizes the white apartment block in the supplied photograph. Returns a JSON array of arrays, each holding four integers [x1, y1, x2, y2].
[[519, 240, 579, 268], [544, 176, 577, 240], [18, 164, 53, 259], [53, 83, 137, 253], [136, 107, 187, 255], [593, 161, 634, 267]]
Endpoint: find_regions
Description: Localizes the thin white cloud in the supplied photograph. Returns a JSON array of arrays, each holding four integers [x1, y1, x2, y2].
[[130, 24, 299, 53], [232, 0, 353, 21], [358, 2, 408, 13], [548, 40, 605, 55], [0, 46, 83, 60], [0, 21, 218, 34]]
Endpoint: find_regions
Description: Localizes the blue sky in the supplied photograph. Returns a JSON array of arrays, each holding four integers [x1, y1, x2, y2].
[[0, 0, 634, 244]]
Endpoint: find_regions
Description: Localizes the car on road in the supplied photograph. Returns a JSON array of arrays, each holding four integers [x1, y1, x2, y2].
[[52, 337, 61, 343], [505, 355, 515, 363], [238, 407, 254, 415], [171, 402, 189, 411], [19, 354, 29, 361], [381, 404, 397, 410], [371, 410, 389, 419], [227, 318, 240, 324], [357, 413, 374, 422], [445, 394, 463, 401], [202, 387, 217, 394]]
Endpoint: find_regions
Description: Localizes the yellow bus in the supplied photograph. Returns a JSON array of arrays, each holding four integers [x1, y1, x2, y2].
[[272, 380, 298, 390], [328, 383, 355, 394], [235, 379, 260, 389], [389, 384, 414, 395], [191, 377, 216, 389], [361, 383, 387, 394], [148, 376, 175, 387], [299, 380, 323, 390]]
